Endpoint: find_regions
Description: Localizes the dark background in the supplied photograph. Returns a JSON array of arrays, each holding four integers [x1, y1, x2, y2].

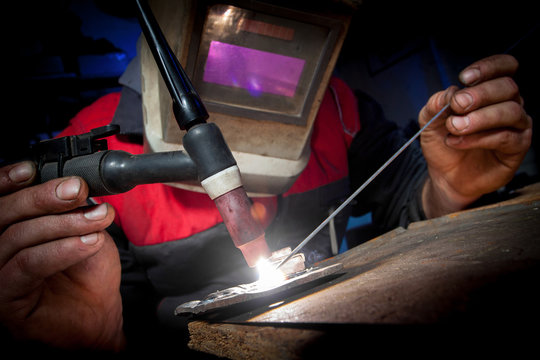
[[2, 0, 538, 180]]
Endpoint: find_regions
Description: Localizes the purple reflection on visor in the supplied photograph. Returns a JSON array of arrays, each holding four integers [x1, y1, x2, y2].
[[203, 41, 305, 97]]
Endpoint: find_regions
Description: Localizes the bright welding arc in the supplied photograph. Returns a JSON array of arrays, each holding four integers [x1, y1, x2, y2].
[[256, 258, 286, 290]]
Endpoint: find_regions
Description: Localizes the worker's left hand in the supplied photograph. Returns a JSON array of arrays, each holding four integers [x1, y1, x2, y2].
[[419, 54, 533, 218]]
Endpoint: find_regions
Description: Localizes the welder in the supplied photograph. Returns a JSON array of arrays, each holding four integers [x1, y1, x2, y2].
[[0, 0, 532, 354]]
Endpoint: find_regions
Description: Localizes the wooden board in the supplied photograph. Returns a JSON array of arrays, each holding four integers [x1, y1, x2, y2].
[[187, 183, 540, 358]]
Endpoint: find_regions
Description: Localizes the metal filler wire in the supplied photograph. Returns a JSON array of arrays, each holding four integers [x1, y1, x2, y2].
[[276, 102, 452, 269]]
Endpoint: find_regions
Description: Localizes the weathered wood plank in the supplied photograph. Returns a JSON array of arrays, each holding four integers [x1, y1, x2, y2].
[[187, 183, 540, 358]]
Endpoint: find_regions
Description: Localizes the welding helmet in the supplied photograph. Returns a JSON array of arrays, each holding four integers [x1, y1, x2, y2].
[[141, 0, 355, 195]]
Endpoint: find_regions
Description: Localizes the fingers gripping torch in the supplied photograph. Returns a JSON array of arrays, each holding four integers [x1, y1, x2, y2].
[[34, 0, 270, 267]]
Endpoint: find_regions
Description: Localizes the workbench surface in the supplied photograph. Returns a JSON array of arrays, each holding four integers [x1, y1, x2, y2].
[[185, 183, 540, 359]]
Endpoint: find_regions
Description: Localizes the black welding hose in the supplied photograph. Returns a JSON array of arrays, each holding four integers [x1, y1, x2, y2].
[[134, 0, 208, 130]]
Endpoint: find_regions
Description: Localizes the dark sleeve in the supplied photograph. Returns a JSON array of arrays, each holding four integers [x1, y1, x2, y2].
[[348, 91, 428, 233], [104, 221, 166, 350]]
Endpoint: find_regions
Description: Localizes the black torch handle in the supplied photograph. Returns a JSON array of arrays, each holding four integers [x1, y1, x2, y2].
[[134, 0, 208, 130], [39, 150, 198, 197]]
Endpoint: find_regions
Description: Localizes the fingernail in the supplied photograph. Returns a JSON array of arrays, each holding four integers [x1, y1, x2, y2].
[[455, 92, 473, 110], [56, 177, 82, 200], [81, 233, 99, 245], [84, 203, 108, 220], [451, 116, 470, 131], [8, 162, 35, 183], [460, 68, 481, 85]]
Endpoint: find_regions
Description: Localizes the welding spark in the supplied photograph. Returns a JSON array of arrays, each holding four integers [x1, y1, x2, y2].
[[256, 258, 285, 290]]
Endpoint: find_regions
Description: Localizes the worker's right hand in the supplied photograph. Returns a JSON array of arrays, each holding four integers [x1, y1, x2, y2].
[[419, 54, 532, 218], [0, 161, 125, 350]]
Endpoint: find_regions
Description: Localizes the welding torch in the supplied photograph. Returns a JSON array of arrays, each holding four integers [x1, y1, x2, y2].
[[27, 0, 271, 268]]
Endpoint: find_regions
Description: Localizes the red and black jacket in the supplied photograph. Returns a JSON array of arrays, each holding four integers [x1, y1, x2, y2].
[[59, 75, 428, 334]]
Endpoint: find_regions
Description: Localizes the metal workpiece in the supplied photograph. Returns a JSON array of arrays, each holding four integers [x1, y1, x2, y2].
[[267, 247, 306, 275], [175, 248, 343, 316], [175, 263, 343, 316]]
